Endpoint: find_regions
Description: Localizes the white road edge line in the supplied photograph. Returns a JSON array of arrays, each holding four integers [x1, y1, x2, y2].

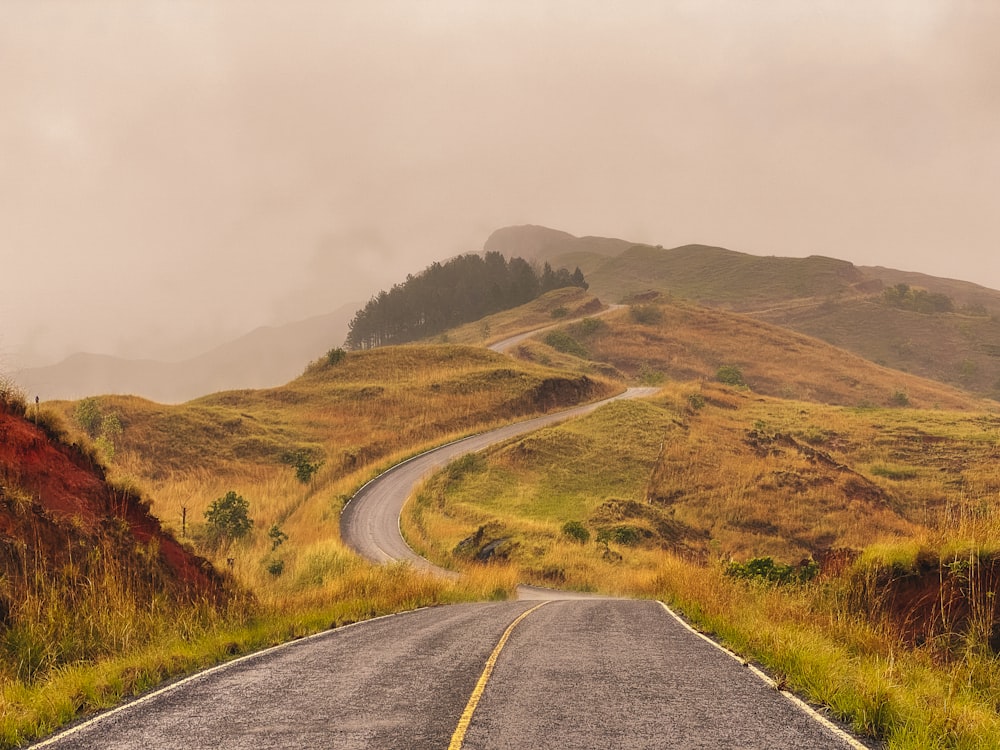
[[656, 601, 871, 750], [28, 607, 430, 748]]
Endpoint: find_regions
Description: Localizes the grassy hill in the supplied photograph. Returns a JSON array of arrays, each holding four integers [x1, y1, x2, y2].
[[485, 225, 1000, 400], [506, 296, 983, 411]]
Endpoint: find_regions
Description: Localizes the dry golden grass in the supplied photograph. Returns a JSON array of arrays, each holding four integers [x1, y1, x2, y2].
[[512, 298, 986, 410], [440, 287, 604, 346], [50, 344, 617, 601]]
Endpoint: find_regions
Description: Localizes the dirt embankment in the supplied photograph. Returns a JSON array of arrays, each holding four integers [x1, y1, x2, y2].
[[850, 552, 1000, 652], [0, 405, 230, 608]]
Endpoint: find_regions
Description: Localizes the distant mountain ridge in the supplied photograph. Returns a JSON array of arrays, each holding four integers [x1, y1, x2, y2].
[[485, 225, 1000, 399], [17, 304, 358, 403]]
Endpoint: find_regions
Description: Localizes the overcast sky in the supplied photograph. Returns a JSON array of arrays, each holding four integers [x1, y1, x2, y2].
[[2, 0, 998, 366]]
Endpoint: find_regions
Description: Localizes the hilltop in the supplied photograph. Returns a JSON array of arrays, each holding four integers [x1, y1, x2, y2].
[[486, 225, 1000, 398]]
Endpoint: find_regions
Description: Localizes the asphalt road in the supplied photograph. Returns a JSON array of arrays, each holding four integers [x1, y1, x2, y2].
[[339, 386, 660, 575], [34, 600, 865, 750]]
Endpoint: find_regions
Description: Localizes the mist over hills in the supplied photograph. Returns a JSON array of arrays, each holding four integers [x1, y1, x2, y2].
[[16, 304, 358, 403], [13, 224, 1000, 404]]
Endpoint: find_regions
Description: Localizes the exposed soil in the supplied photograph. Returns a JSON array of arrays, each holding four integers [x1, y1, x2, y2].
[[0, 405, 230, 607], [852, 552, 1000, 652]]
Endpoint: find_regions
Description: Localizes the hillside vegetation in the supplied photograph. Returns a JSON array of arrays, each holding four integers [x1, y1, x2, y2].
[[9, 231, 1000, 748], [506, 296, 981, 411], [486, 225, 1000, 399], [345, 251, 586, 349]]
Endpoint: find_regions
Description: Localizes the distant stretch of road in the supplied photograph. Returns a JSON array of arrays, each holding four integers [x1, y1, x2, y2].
[[340, 386, 659, 574], [35, 600, 866, 749]]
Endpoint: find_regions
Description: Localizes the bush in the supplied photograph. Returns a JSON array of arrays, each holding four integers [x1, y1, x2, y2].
[[561, 520, 590, 544], [716, 365, 746, 387], [73, 397, 102, 437], [576, 317, 606, 336], [204, 491, 253, 545], [629, 304, 663, 325], [325, 348, 347, 366], [597, 525, 643, 547], [890, 389, 910, 407], [544, 330, 588, 358], [551, 306, 569, 319], [725, 556, 819, 585], [266, 558, 285, 577], [283, 449, 324, 483], [0, 375, 26, 416], [268, 524, 288, 550]]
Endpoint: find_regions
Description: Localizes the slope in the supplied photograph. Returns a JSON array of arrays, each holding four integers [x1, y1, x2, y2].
[[483, 225, 1000, 399]]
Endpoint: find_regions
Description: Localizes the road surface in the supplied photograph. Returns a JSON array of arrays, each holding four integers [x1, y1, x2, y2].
[[33, 600, 865, 749]]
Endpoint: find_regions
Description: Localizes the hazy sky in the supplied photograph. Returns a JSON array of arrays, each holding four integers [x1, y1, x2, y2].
[[2, 0, 998, 366]]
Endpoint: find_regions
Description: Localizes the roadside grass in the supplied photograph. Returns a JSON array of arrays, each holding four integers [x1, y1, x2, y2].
[[0, 559, 515, 748], [402, 382, 1000, 747]]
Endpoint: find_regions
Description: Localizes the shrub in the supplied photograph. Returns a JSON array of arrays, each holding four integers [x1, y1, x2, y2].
[[73, 397, 102, 437], [283, 449, 324, 484], [638, 364, 665, 386], [597, 525, 643, 547], [561, 520, 590, 544], [716, 365, 746, 387], [0, 375, 26, 415], [686, 393, 706, 411], [543, 331, 588, 358], [266, 558, 285, 577], [576, 317, 606, 336], [890, 389, 910, 407], [204, 491, 253, 545], [629, 304, 663, 325], [725, 556, 819, 585], [325, 348, 347, 366], [551, 306, 569, 319], [268, 524, 288, 551]]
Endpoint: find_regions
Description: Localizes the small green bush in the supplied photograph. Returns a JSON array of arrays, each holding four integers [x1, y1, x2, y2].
[[551, 306, 569, 319], [576, 317, 606, 336], [716, 365, 746, 387], [544, 330, 588, 358], [268, 524, 288, 550], [629, 304, 663, 325], [597, 525, 643, 547], [890, 389, 910, 407], [561, 520, 590, 544], [725, 556, 819, 585], [204, 491, 253, 545], [325, 348, 347, 366]]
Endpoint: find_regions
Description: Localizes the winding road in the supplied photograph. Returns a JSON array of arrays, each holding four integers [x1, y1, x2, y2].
[[31, 320, 872, 749]]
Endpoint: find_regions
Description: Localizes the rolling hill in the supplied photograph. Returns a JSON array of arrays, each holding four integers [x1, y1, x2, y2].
[[485, 225, 1000, 399]]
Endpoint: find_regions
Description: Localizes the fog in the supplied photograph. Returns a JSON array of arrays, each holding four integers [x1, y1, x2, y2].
[[2, 1, 998, 367]]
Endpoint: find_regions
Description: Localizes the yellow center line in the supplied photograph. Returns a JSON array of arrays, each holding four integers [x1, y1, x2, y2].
[[448, 601, 549, 749]]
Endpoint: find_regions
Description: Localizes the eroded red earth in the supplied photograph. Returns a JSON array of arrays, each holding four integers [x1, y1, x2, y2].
[[0, 406, 227, 602]]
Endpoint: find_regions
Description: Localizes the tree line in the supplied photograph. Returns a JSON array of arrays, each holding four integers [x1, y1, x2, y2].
[[345, 252, 587, 349]]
